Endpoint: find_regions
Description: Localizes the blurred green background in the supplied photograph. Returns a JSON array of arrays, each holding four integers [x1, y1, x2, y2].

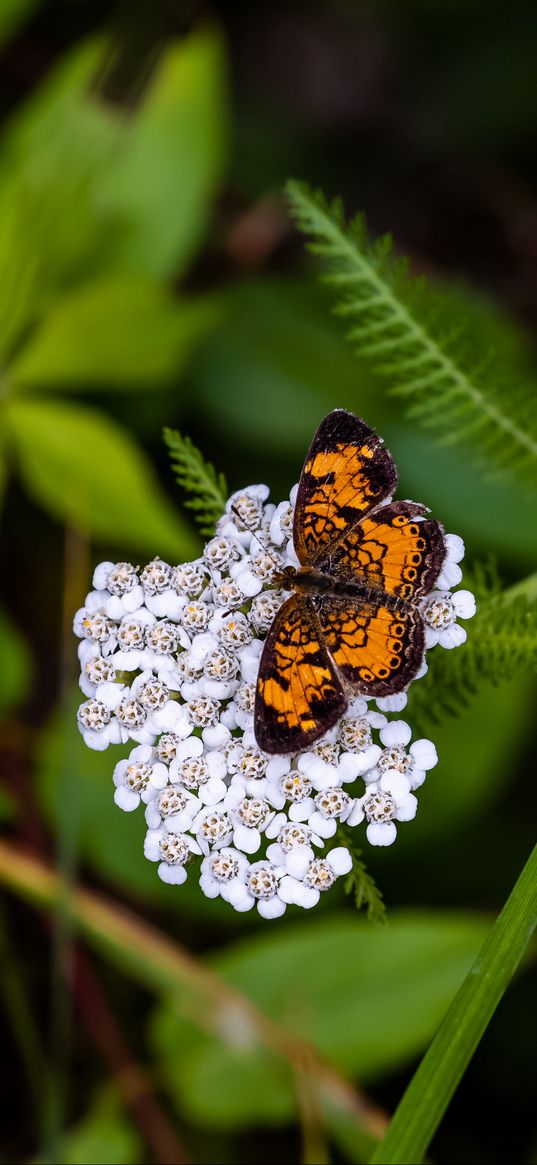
[[0, 2, 536, 1163]]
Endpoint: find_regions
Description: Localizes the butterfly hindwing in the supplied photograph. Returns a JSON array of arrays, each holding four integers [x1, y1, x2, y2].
[[293, 410, 397, 568], [319, 500, 446, 600], [255, 594, 347, 755], [313, 593, 425, 697]]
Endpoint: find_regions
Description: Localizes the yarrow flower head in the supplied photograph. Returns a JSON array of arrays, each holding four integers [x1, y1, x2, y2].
[[74, 471, 475, 917]]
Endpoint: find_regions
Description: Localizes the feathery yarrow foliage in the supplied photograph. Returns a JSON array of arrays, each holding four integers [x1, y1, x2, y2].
[[337, 823, 386, 924], [286, 180, 537, 488], [163, 427, 228, 536], [408, 561, 537, 726], [74, 437, 476, 919]]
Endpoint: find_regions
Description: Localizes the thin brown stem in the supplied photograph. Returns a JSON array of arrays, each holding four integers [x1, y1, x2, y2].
[[72, 948, 190, 1164], [294, 1042, 331, 1165]]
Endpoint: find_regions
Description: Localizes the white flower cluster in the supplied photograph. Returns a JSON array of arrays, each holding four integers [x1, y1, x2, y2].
[[73, 484, 475, 918]]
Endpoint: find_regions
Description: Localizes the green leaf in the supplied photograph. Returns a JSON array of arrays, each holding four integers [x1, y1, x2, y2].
[[160, 1032, 294, 1129], [152, 911, 490, 1129], [62, 1087, 142, 1165], [0, 43, 120, 359], [0, 27, 228, 353], [96, 28, 229, 279], [0, 606, 32, 718], [0, 40, 109, 175], [189, 277, 377, 452], [4, 398, 197, 558], [10, 280, 217, 392]]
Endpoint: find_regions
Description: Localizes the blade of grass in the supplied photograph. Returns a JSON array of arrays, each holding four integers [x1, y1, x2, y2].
[[369, 841, 537, 1164], [0, 839, 388, 1153]]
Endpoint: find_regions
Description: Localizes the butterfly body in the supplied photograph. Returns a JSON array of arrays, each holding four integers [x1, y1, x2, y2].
[[254, 410, 446, 755], [274, 564, 408, 609]]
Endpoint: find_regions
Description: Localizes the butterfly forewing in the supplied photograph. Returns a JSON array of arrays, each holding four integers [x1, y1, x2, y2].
[[293, 410, 397, 569], [254, 594, 347, 755]]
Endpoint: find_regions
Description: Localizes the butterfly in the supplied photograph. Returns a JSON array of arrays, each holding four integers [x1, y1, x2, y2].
[[254, 409, 446, 755]]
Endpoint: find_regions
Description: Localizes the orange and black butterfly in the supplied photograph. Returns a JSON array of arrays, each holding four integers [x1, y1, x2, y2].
[[254, 409, 446, 755]]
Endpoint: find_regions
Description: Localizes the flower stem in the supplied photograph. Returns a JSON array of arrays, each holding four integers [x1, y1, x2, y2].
[[369, 840, 537, 1164]]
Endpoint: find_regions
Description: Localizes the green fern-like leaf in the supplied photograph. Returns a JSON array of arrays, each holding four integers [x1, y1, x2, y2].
[[163, 428, 228, 537], [408, 562, 537, 728], [286, 180, 537, 488], [337, 824, 386, 924]]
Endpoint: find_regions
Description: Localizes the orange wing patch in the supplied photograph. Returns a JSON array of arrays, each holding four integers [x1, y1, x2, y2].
[[323, 501, 446, 600], [294, 411, 397, 567], [314, 596, 425, 697], [255, 595, 347, 754]]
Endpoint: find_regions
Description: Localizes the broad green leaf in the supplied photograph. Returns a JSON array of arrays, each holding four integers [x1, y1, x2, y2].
[[152, 911, 489, 1129], [190, 278, 377, 452], [0, 43, 120, 357], [4, 398, 197, 559], [96, 29, 229, 279], [0, 30, 227, 362], [0, 181, 43, 362], [11, 280, 217, 392], [0, 40, 109, 174], [62, 1088, 141, 1165], [0, 166, 115, 364], [0, 607, 32, 718], [162, 1036, 294, 1128]]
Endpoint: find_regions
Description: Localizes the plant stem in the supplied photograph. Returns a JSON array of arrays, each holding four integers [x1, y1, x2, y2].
[[72, 947, 190, 1163], [369, 841, 537, 1164]]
